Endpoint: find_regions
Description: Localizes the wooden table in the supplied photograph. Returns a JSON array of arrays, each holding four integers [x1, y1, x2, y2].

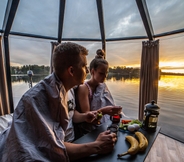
[[73, 121, 160, 162]]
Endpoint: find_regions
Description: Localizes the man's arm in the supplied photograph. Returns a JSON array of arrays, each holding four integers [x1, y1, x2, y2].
[[64, 142, 99, 161], [64, 130, 116, 161]]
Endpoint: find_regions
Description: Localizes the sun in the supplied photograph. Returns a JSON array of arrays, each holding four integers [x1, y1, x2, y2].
[[159, 61, 184, 73], [159, 61, 184, 68]]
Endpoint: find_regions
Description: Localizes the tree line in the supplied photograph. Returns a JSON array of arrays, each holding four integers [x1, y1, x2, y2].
[[10, 65, 50, 75], [10, 64, 183, 77], [109, 66, 140, 76], [11, 65, 141, 76]]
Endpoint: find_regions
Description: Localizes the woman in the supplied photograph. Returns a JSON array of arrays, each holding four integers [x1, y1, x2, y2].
[[74, 49, 122, 139]]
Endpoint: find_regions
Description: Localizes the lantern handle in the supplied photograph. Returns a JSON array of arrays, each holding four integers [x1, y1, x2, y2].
[[151, 100, 156, 105]]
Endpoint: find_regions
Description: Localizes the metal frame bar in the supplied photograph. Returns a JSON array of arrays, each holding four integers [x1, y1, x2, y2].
[[8, 31, 102, 41], [10, 31, 58, 40], [106, 36, 148, 42], [2, 0, 20, 113], [58, 0, 66, 43], [2, 28, 184, 42], [154, 28, 184, 38], [136, 0, 154, 40], [3, 0, 20, 36], [96, 0, 106, 56]]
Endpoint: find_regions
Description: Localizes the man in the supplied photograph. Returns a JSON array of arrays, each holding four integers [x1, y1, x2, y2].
[[0, 42, 117, 162], [27, 69, 34, 88]]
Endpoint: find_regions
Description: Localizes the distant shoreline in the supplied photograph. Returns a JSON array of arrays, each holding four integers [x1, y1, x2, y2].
[[161, 72, 184, 76], [11, 72, 184, 77], [11, 74, 47, 76]]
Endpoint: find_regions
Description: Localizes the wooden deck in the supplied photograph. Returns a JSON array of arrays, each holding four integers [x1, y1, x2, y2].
[[145, 133, 184, 162]]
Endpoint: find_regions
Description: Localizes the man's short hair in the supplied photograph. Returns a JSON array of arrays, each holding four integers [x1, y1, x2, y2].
[[52, 42, 88, 75]]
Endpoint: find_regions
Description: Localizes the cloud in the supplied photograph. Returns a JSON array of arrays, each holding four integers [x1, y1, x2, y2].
[[146, 0, 184, 34], [1, 0, 183, 72], [11, 0, 59, 37], [103, 0, 147, 38], [9, 35, 51, 66]]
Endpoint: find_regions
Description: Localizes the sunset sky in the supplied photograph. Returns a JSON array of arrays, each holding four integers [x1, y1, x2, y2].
[[1, 0, 184, 73]]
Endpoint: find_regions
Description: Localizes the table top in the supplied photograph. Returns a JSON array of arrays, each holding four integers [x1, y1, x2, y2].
[[73, 121, 160, 162]]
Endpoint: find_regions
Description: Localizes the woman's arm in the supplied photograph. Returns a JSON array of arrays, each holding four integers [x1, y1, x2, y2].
[[77, 84, 91, 113], [72, 110, 96, 123], [99, 106, 122, 116]]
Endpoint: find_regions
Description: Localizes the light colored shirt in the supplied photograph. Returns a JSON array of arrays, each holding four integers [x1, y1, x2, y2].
[[75, 82, 115, 135], [87, 82, 115, 123], [0, 73, 69, 162], [65, 89, 75, 142], [27, 70, 34, 75]]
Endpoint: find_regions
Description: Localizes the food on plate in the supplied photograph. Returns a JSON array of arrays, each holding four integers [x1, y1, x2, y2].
[[119, 119, 142, 132], [128, 119, 142, 126], [135, 132, 148, 152], [132, 124, 140, 130], [117, 135, 139, 157], [127, 125, 136, 132], [96, 111, 103, 124], [121, 119, 132, 124], [117, 132, 149, 157]]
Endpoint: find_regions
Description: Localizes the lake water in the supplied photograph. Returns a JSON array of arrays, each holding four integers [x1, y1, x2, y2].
[[11, 74, 184, 142]]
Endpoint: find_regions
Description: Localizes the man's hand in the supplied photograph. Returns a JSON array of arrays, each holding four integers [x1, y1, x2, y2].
[[64, 130, 117, 160], [95, 130, 117, 154]]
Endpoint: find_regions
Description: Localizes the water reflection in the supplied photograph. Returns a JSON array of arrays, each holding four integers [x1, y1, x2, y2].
[[86, 73, 139, 82], [11, 74, 184, 89], [11, 75, 47, 84], [159, 75, 184, 90], [11, 74, 184, 142]]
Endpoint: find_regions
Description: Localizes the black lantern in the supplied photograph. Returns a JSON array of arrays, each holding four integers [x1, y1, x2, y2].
[[142, 100, 160, 132]]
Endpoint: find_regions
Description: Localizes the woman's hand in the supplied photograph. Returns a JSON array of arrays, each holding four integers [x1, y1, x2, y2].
[[100, 106, 122, 116], [85, 111, 97, 123], [85, 111, 104, 125]]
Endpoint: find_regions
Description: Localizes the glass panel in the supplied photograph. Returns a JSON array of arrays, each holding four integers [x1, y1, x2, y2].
[[103, 0, 147, 39], [146, 0, 184, 34], [64, 41, 102, 64], [159, 33, 184, 73], [106, 40, 143, 67], [9, 35, 53, 107], [62, 0, 101, 39], [106, 40, 145, 118], [11, 0, 59, 37], [158, 33, 184, 142], [0, 0, 8, 30]]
